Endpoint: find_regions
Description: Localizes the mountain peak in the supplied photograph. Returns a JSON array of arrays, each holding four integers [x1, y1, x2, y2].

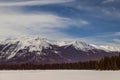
[[0, 36, 52, 59], [70, 40, 95, 51], [0, 37, 120, 63]]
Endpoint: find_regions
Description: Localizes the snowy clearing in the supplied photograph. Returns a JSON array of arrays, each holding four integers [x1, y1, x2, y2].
[[0, 70, 120, 80]]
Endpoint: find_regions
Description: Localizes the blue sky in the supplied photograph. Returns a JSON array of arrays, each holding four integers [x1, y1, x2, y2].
[[0, 0, 120, 45]]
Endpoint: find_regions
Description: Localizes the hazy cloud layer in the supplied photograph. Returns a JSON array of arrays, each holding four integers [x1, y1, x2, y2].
[[0, 12, 88, 40], [0, 0, 74, 6], [0, 0, 120, 45]]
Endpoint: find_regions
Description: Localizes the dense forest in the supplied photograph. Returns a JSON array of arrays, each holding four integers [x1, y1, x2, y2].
[[0, 54, 120, 70]]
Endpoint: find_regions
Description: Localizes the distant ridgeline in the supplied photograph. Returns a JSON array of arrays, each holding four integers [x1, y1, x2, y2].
[[0, 37, 120, 70], [0, 53, 120, 70]]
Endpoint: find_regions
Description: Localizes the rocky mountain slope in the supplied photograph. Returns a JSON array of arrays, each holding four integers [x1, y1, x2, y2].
[[0, 36, 119, 64]]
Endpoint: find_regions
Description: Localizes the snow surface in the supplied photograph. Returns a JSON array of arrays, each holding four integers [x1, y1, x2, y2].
[[99, 45, 120, 52], [0, 36, 120, 59], [56, 40, 96, 51], [71, 41, 96, 51], [56, 40, 120, 52], [91, 44, 120, 52], [0, 36, 52, 59], [56, 41, 71, 46], [0, 70, 120, 80], [0, 36, 120, 53]]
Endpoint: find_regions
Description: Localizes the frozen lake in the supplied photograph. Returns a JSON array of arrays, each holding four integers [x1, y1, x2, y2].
[[0, 70, 120, 80]]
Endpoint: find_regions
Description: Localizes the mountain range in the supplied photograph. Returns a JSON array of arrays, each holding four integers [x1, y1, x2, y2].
[[0, 36, 120, 64]]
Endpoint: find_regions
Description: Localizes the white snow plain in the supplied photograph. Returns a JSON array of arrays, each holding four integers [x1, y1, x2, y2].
[[0, 70, 120, 80]]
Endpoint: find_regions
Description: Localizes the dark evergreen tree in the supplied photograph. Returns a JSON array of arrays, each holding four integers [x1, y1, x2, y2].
[[0, 53, 120, 70]]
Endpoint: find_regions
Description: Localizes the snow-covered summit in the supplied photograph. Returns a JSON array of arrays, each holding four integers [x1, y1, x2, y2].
[[56, 40, 120, 52], [56, 40, 96, 51], [99, 45, 120, 52], [1, 36, 52, 52], [70, 41, 96, 51], [56, 41, 72, 46], [0, 36, 120, 63], [0, 36, 53, 59], [91, 44, 120, 52], [0, 36, 120, 54]]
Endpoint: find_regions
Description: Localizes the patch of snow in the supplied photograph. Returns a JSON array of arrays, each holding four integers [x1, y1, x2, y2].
[[99, 45, 120, 52], [1, 36, 120, 59], [56, 41, 71, 46], [91, 44, 120, 52], [0, 36, 52, 59], [54, 51, 59, 54], [71, 41, 96, 51], [0, 70, 120, 80], [56, 40, 96, 51]]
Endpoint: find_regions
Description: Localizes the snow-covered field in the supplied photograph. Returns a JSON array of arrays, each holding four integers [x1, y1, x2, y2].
[[0, 70, 120, 80]]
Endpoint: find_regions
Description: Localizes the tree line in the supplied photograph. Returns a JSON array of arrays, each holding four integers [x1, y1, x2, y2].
[[0, 54, 120, 70]]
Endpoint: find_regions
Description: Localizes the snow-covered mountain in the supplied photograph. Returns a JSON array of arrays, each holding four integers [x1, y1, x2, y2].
[[0, 36, 119, 64], [91, 44, 120, 52], [0, 37, 52, 59], [56, 41, 120, 52]]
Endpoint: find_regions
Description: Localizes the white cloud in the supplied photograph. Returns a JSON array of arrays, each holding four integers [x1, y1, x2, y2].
[[103, 0, 115, 4], [0, 0, 74, 6], [0, 12, 88, 40], [75, 32, 120, 45], [113, 39, 120, 43], [101, 7, 120, 19], [115, 32, 120, 36]]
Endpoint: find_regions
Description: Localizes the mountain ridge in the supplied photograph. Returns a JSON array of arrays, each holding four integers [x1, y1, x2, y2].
[[0, 36, 119, 64]]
